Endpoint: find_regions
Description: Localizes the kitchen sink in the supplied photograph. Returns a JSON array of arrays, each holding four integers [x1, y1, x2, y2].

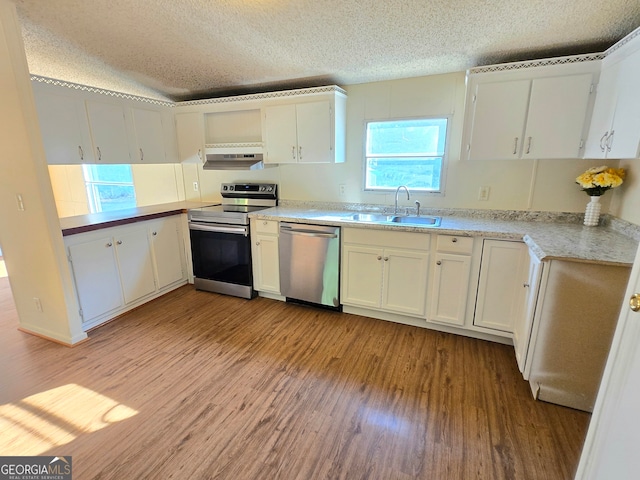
[[350, 213, 397, 222], [349, 213, 441, 226], [390, 216, 441, 226]]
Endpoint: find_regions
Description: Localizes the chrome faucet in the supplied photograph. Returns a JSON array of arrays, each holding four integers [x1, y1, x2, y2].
[[394, 185, 410, 214]]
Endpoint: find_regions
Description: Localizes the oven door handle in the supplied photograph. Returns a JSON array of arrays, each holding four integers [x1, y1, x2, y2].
[[189, 223, 248, 236]]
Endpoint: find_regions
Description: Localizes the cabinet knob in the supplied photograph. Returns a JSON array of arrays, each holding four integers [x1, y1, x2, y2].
[[523, 283, 530, 288], [106, 242, 112, 247], [377, 255, 382, 261], [117, 240, 123, 245], [256, 241, 261, 246], [630, 293, 640, 312], [383, 256, 389, 261], [436, 260, 442, 266], [452, 237, 458, 243], [263, 221, 268, 225], [152, 231, 157, 236]]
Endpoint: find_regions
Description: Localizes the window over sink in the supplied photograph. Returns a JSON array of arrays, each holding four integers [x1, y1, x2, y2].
[[364, 117, 448, 193]]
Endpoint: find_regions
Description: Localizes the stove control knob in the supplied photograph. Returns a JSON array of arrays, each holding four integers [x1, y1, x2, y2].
[[267, 186, 273, 192], [222, 185, 227, 191], [229, 185, 234, 191], [260, 186, 265, 192]]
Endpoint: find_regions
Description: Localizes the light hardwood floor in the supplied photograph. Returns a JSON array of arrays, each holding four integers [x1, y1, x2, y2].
[[0, 278, 590, 479]]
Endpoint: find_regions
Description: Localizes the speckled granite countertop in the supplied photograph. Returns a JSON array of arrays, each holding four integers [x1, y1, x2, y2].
[[250, 204, 640, 267]]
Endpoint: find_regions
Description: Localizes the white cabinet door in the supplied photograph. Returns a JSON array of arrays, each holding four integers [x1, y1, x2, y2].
[[149, 217, 185, 290], [252, 234, 281, 294], [512, 253, 543, 373], [467, 80, 530, 160], [131, 107, 166, 163], [264, 101, 333, 164], [523, 74, 593, 159], [85, 100, 132, 163], [341, 244, 384, 309], [68, 237, 123, 323], [608, 48, 640, 159], [383, 248, 429, 316], [33, 89, 94, 164], [114, 228, 156, 304], [264, 104, 298, 164], [430, 252, 471, 326], [296, 101, 332, 164], [175, 112, 205, 163], [474, 240, 528, 332], [584, 62, 621, 158]]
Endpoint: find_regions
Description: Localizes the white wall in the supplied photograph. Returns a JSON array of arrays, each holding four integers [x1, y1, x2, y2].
[[611, 158, 640, 225], [0, 0, 85, 344], [188, 73, 621, 215], [48, 165, 90, 217]]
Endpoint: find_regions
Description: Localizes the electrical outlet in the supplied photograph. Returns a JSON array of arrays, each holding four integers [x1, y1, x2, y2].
[[33, 297, 42, 312], [339, 184, 347, 197], [478, 186, 490, 201], [193, 182, 199, 192]]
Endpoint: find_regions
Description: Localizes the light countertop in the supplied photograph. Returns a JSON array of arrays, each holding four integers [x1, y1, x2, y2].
[[250, 206, 639, 267]]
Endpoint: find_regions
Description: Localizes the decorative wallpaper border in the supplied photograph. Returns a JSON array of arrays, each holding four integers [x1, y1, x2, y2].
[[604, 26, 640, 56], [179, 85, 347, 107], [30, 75, 174, 107], [469, 53, 604, 74]]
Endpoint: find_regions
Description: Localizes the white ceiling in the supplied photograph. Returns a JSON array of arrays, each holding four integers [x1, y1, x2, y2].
[[13, 0, 640, 102]]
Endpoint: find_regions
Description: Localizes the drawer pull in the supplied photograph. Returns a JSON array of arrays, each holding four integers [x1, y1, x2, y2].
[[452, 237, 458, 243], [436, 260, 442, 266]]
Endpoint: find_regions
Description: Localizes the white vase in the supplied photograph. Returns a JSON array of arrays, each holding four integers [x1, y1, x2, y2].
[[584, 195, 602, 226]]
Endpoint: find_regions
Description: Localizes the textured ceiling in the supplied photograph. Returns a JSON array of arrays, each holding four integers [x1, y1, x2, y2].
[[12, 0, 640, 102]]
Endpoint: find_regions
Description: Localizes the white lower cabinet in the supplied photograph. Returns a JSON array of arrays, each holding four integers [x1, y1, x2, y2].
[[341, 228, 430, 317], [512, 252, 544, 373], [67, 236, 124, 322], [66, 215, 187, 330], [474, 239, 529, 333], [148, 216, 186, 290], [250, 219, 280, 294], [429, 235, 474, 327]]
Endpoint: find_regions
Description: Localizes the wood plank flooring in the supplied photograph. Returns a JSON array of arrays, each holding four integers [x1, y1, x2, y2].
[[0, 279, 590, 479]]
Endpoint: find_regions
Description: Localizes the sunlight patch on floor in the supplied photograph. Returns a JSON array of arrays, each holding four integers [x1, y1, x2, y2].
[[0, 383, 138, 455], [0, 259, 6, 278]]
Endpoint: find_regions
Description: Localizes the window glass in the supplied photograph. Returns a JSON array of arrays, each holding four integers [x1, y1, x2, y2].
[[365, 118, 448, 192], [83, 165, 136, 213]]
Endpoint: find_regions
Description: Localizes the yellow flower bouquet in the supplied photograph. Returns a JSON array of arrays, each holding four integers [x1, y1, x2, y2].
[[576, 166, 626, 196]]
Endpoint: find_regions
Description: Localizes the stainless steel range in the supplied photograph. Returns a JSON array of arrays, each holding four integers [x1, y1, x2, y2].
[[188, 183, 277, 299]]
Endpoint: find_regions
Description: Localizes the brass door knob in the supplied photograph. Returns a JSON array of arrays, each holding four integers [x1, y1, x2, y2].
[[630, 293, 640, 312]]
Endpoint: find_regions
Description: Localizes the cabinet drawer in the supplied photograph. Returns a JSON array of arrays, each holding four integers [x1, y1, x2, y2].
[[436, 235, 473, 254], [343, 227, 430, 251], [254, 219, 278, 235]]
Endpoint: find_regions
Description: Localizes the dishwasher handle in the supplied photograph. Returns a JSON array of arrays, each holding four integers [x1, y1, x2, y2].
[[279, 224, 338, 239]]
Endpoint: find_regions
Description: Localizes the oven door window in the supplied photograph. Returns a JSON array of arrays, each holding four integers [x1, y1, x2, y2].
[[190, 228, 252, 286]]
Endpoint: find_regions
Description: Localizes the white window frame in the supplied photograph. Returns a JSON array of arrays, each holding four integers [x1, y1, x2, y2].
[[363, 115, 450, 195], [82, 164, 136, 214]]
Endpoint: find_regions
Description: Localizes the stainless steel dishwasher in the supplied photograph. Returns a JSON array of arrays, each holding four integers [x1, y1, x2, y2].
[[279, 223, 341, 309]]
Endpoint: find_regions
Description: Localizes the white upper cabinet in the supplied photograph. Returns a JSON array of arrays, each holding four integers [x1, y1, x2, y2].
[[585, 44, 640, 159], [175, 112, 205, 163], [32, 79, 176, 165], [33, 85, 95, 164], [85, 100, 133, 164], [466, 80, 531, 160], [463, 58, 599, 161], [130, 107, 166, 163], [264, 100, 334, 164]]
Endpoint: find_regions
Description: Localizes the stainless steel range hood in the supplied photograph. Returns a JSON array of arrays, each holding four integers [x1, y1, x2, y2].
[[203, 153, 265, 170]]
